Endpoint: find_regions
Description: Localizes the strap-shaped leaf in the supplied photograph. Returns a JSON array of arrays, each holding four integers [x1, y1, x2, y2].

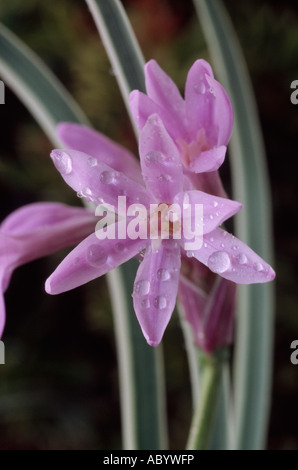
[[193, 0, 275, 449]]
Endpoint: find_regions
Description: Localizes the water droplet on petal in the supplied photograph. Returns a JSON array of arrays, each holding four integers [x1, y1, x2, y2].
[[134, 280, 151, 296], [145, 151, 163, 165], [77, 191, 84, 198], [115, 242, 125, 253], [221, 243, 225, 248], [209, 87, 216, 96], [87, 244, 108, 266], [209, 214, 214, 220], [237, 253, 248, 265], [254, 262, 263, 272], [232, 245, 238, 251], [208, 251, 231, 274], [99, 170, 116, 184], [186, 251, 195, 258], [83, 187, 92, 197], [157, 269, 171, 281], [154, 296, 167, 310], [210, 237, 214, 242], [194, 82, 206, 94], [158, 174, 172, 182], [87, 156, 97, 167], [97, 197, 104, 204], [53, 151, 72, 175], [204, 243, 208, 248], [213, 201, 218, 208], [141, 298, 150, 309]]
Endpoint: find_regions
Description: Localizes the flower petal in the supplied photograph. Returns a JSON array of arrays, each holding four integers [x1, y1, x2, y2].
[[139, 114, 183, 202], [185, 59, 233, 147], [133, 240, 181, 346], [145, 60, 186, 131], [130, 90, 185, 141], [188, 146, 227, 173], [189, 227, 275, 284], [0, 202, 97, 337], [46, 227, 147, 295], [174, 190, 242, 240], [57, 122, 143, 183], [50, 149, 150, 208]]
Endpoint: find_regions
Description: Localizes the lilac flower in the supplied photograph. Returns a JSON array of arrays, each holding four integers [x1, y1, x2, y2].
[[0, 202, 97, 337], [46, 114, 275, 347], [130, 59, 233, 175]]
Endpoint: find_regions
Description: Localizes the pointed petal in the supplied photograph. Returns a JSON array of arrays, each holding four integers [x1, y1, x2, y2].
[[139, 114, 183, 202], [190, 227, 275, 284], [174, 190, 242, 238], [57, 122, 142, 183], [0, 203, 97, 336], [50, 149, 150, 208], [188, 146, 227, 173], [46, 227, 147, 294], [185, 60, 233, 146], [145, 60, 186, 130], [133, 240, 181, 346], [130, 90, 186, 141]]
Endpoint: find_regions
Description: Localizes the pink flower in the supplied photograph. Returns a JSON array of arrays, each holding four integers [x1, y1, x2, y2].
[[45, 116, 275, 347], [0, 203, 97, 337], [130, 59, 233, 175]]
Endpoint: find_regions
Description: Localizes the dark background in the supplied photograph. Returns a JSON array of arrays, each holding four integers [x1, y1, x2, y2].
[[0, 0, 297, 449]]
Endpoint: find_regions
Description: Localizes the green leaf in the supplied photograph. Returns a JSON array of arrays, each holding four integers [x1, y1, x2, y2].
[[0, 23, 90, 144], [193, 0, 275, 449]]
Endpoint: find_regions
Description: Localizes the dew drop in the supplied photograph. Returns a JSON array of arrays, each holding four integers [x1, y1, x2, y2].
[[145, 151, 163, 165], [215, 212, 220, 217], [157, 268, 171, 281], [213, 201, 219, 208], [254, 262, 264, 272], [87, 244, 108, 266], [141, 298, 150, 309], [158, 174, 172, 182], [77, 191, 84, 198], [134, 280, 151, 296], [210, 237, 214, 242], [99, 170, 116, 184], [83, 187, 92, 197], [115, 242, 125, 253], [87, 156, 97, 167], [208, 251, 231, 274], [204, 243, 208, 248], [194, 82, 206, 94], [53, 151, 72, 175], [154, 296, 167, 310], [237, 253, 248, 265], [220, 243, 225, 248], [232, 245, 238, 251], [209, 214, 214, 220], [209, 87, 216, 96]]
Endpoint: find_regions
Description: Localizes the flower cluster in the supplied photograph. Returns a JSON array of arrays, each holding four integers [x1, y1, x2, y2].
[[0, 60, 275, 348]]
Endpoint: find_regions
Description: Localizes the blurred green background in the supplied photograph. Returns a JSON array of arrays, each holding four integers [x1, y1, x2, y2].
[[0, 0, 297, 449]]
